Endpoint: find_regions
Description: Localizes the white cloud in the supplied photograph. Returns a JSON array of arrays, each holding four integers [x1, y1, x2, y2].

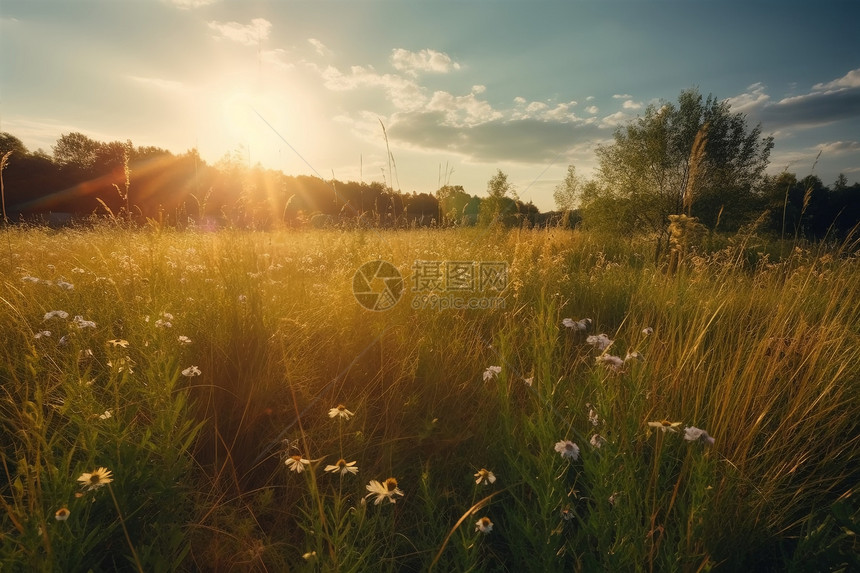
[[319, 64, 427, 110], [613, 93, 633, 99], [165, 0, 219, 8], [622, 99, 642, 110], [585, 105, 599, 114], [600, 111, 631, 129], [308, 38, 330, 57], [726, 82, 770, 113], [207, 18, 271, 46], [261, 48, 293, 70], [390, 48, 461, 75], [816, 140, 860, 155], [126, 75, 186, 92], [426, 90, 502, 126], [813, 68, 860, 90]]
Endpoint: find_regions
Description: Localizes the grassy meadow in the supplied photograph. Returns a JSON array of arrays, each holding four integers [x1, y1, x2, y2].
[[1, 222, 858, 571]]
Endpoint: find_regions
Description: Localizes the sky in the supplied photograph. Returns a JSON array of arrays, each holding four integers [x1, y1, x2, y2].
[[2, 0, 859, 212]]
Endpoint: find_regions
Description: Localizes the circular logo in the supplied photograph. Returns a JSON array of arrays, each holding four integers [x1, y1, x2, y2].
[[352, 260, 404, 311]]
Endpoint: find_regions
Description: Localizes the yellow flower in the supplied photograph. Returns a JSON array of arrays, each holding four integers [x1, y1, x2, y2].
[[648, 420, 682, 433], [77, 467, 113, 490], [365, 477, 404, 505]]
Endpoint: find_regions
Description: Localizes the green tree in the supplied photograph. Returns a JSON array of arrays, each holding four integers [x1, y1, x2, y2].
[[479, 169, 517, 226], [583, 89, 773, 242], [553, 164, 583, 210]]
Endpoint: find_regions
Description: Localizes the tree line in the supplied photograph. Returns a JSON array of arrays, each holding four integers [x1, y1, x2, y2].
[[0, 133, 561, 229], [1, 87, 858, 240]]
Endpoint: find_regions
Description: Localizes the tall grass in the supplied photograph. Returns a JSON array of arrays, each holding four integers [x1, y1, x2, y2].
[[1, 223, 857, 571]]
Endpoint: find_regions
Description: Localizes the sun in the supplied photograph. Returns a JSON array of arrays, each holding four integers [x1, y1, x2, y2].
[[215, 82, 321, 172]]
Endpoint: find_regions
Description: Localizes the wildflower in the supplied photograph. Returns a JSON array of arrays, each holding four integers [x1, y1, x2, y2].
[[56, 280, 74, 291], [34, 330, 51, 339], [177, 335, 192, 345], [586, 333, 613, 351], [597, 354, 625, 372], [624, 351, 644, 362], [238, 295, 248, 303], [22, 275, 40, 283], [554, 440, 580, 461], [44, 310, 69, 320], [77, 467, 113, 491], [285, 455, 310, 473], [642, 327, 654, 336], [475, 516, 493, 534], [154, 319, 172, 329], [560, 507, 575, 521], [72, 315, 96, 329], [587, 406, 600, 426], [474, 468, 497, 485], [365, 477, 404, 505], [161, 312, 174, 320], [523, 376, 533, 387], [325, 459, 359, 476], [684, 426, 715, 446], [302, 551, 317, 561], [55, 507, 70, 521], [107, 339, 129, 348], [181, 365, 201, 377], [107, 356, 135, 374], [590, 434, 606, 448], [98, 410, 113, 420], [562, 317, 592, 331], [608, 492, 620, 506], [483, 365, 502, 381], [328, 404, 354, 420], [648, 420, 682, 433]]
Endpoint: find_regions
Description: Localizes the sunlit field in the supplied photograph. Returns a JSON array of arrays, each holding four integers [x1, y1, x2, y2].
[[1, 223, 858, 572]]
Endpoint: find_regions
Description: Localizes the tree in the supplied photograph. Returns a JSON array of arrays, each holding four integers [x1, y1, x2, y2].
[[0, 133, 28, 156], [52, 132, 102, 170], [553, 165, 583, 210], [583, 89, 773, 241], [479, 169, 517, 226]]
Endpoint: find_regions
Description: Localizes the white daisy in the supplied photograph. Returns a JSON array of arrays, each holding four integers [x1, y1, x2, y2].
[[77, 467, 113, 490], [324, 459, 359, 476], [586, 333, 613, 351], [328, 404, 354, 420], [285, 455, 311, 473], [365, 478, 404, 505], [648, 420, 682, 433], [684, 426, 715, 446], [475, 516, 493, 534], [483, 366, 502, 381], [554, 440, 580, 461]]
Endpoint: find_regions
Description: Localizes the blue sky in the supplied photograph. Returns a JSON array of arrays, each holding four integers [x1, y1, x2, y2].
[[2, 0, 859, 211]]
